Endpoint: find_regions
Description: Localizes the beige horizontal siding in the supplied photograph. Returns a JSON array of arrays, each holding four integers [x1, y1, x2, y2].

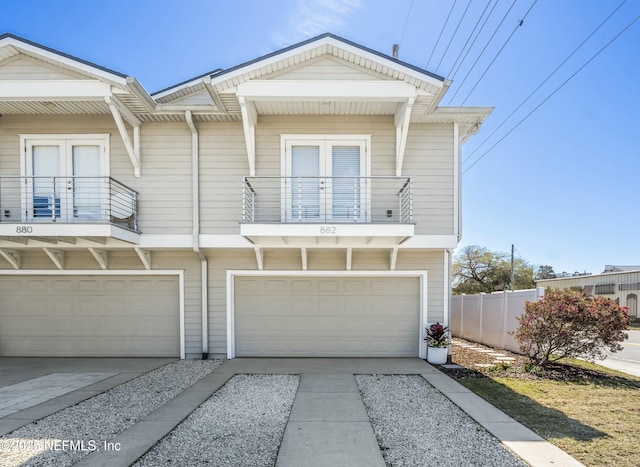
[[0, 56, 84, 80], [404, 124, 454, 235], [0, 116, 193, 234], [267, 56, 392, 81], [397, 250, 446, 324], [2, 114, 454, 236]]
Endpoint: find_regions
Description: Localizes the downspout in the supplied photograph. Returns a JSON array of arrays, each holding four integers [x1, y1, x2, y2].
[[446, 249, 453, 363], [185, 111, 209, 359]]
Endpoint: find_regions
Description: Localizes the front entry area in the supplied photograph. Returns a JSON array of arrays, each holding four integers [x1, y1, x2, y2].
[[232, 274, 422, 357], [0, 274, 180, 357]]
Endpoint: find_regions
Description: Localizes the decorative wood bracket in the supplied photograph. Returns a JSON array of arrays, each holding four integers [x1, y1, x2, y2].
[[254, 247, 263, 270], [106, 95, 141, 177], [390, 247, 399, 271], [394, 97, 414, 176], [134, 247, 151, 270], [88, 248, 108, 270], [0, 249, 21, 269], [239, 96, 257, 176], [43, 248, 64, 270]]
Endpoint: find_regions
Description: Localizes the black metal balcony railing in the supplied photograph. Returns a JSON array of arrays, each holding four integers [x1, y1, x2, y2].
[[0, 176, 139, 231], [242, 176, 413, 224]]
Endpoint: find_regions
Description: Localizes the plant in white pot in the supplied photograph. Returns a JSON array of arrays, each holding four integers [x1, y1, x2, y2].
[[424, 322, 450, 365]]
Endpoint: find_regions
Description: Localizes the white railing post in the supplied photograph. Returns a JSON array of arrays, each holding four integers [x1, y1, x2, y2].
[[297, 177, 302, 221], [242, 177, 247, 222], [51, 177, 57, 221], [409, 178, 413, 223]]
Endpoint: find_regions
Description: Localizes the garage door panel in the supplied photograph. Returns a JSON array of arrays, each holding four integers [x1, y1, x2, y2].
[[0, 275, 179, 357], [234, 276, 420, 357]]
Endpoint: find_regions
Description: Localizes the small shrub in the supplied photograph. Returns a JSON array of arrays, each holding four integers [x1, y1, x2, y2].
[[513, 289, 629, 368], [424, 322, 450, 347], [487, 362, 511, 374]]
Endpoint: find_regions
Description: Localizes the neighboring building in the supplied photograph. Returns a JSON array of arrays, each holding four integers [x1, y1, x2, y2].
[[0, 33, 492, 359], [537, 268, 640, 322]]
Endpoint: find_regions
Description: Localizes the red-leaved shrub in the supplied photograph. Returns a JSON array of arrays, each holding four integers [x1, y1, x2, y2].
[[513, 289, 629, 367]]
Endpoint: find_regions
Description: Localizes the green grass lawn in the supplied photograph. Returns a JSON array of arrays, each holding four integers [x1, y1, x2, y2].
[[457, 361, 640, 467]]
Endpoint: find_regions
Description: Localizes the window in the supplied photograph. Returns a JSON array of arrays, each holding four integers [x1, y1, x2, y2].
[[281, 135, 370, 222], [594, 283, 615, 295], [20, 134, 109, 222]]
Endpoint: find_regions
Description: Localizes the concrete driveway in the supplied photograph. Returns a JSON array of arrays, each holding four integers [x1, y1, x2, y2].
[[0, 357, 583, 466]]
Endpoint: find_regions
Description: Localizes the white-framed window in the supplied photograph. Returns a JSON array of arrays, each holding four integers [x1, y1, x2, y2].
[[19, 134, 110, 222], [280, 134, 371, 222]]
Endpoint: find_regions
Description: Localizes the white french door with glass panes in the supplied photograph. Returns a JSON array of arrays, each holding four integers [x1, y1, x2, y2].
[[21, 135, 109, 222], [283, 136, 369, 222]]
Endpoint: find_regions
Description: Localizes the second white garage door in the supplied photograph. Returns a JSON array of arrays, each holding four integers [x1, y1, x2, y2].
[[233, 276, 420, 357], [0, 275, 180, 357]]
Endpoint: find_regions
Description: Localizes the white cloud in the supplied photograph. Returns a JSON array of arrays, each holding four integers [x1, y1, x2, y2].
[[270, 0, 363, 47]]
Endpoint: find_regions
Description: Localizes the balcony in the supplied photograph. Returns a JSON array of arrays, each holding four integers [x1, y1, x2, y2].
[[0, 176, 139, 244], [241, 176, 415, 247]]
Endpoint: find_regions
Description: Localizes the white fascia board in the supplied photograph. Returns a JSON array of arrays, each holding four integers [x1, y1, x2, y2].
[[240, 223, 415, 238], [237, 80, 417, 102], [0, 224, 139, 243], [0, 38, 128, 86], [0, 80, 112, 100], [427, 106, 494, 122], [138, 234, 194, 248], [398, 235, 459, 249], [0, 269, 183, 275], [211, 36, 444, 90]]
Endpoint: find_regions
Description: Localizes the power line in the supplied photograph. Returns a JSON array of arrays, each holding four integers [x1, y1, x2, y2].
[[460, 0, 538, 105], [445, 0, 518, 104], [426, 0, 457, 70], [435, 0, 473, 72], [463, 0, 629, 164], [447, 0, 494, 78], [463, 11, 640, 174], [399, 0, 415, 46]]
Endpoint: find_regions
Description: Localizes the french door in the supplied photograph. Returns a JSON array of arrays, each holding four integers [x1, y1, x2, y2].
[[22, 136, 108, 222], [284, 138, 368, 222]]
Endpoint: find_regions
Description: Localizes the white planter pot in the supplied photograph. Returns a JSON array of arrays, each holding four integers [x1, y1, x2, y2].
[[427, 346, 448, 365]]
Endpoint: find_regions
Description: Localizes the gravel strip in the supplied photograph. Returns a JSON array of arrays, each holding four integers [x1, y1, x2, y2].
[[134, 374, 299, 467], [355, 375, 526, 467], [0, 360, 222, 467]]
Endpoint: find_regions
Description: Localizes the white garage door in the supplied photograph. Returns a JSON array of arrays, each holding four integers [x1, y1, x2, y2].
[[0, 275, 180, 357], [234, 276, 420, 357]]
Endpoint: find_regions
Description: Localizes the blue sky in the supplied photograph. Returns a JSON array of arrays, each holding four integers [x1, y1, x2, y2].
[[2, 0, 638, 275]]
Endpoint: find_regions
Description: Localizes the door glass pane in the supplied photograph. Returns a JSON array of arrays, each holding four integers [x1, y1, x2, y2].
[[332, 145, 360, 219], [291, 145, 320, 219], [72, 145, 101, 218], [32, 145, 60, 218]]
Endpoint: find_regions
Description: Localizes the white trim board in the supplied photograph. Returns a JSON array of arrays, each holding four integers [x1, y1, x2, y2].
[[226, 269, 428, 359], [0, 269, 185, 359]]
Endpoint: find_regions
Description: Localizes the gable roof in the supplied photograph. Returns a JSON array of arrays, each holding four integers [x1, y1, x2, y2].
[[153, 33, 447, 102], [0, 33, 128, 85]]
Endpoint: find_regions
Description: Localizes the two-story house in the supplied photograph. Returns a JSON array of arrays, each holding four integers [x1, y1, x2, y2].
[[0, 33, 491, 359]]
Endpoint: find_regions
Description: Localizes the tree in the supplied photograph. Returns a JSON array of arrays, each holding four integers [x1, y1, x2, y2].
[[452, 245, 534, 294], [513, 289, 629, 368]]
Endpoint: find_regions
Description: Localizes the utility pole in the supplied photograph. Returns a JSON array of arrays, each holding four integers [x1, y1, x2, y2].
[[510, 244, 515, 291]]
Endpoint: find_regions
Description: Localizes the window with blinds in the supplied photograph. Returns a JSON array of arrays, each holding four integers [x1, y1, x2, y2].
[[332, 145, 361, 219]]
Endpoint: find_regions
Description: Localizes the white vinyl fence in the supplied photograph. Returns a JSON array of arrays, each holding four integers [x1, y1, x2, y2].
[[451, 288, 545, 353]]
